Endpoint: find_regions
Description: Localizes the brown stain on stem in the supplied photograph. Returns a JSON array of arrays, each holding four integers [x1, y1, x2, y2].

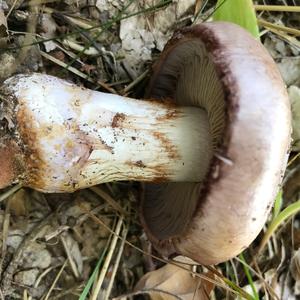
[[16, 102, 46, 189], [112, 113, 126, 128], [153, 131, 180, 160]]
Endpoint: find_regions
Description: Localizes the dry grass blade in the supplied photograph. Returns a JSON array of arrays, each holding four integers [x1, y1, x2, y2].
[[43, 259, 68, 300], [60, 235, 80, 279], [103, 225, 129, 300], [79, 204, 253, 299], [288, 153, 300, 167], [6, 0, 18, 18], [0, 184, 22, 203], [258, 200, 300, 254], [234, 256, 280, 300], [258, 19, 300, 36], [122, 70, 149, 94], [62, 39, 99, 56], [90, 216, 124, 300], [40, 51, 117, 93], [29, 263, 66, 299], [23, 289, 28, 300], [0, 198, 11, 276], [89, 186, 128, 216], [264, 26, 300, 49], [42, 7, 101, 33], [254, 5, 300, 12], [194, 0, 203, 15]]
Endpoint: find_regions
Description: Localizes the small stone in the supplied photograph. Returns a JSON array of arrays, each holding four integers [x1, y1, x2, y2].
[[14, 269, 39, 286]]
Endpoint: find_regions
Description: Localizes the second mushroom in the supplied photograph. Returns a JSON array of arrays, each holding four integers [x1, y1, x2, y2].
[[0, 22, 291, 265]]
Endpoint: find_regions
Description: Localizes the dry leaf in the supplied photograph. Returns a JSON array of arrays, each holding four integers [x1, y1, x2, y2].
[[134, 256, 214, 300], [119, 0, 194, 75], [277, 57, 300, 86], [61, 232, 83, 275]]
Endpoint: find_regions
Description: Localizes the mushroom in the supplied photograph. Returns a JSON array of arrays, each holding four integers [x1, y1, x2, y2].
[[0, 22, 291, 265]]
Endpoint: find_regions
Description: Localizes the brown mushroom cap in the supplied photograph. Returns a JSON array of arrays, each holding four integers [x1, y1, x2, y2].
[[141, 21, 291, 265]]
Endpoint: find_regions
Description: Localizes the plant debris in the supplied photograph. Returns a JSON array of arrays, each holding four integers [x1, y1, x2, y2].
[[0, 0, 300, 299]]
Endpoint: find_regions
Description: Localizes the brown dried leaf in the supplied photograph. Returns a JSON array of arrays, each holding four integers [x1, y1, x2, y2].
[[61, 232, 83, 276], [134, 256, 214, 300]]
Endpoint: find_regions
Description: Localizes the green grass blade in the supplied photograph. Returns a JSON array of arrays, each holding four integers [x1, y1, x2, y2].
[[239, 253, 259, 300], [258, 200, 300, 253], [272, 190, 283, 220], [79, 248, 107, 300], [213, 0, 259, 39]]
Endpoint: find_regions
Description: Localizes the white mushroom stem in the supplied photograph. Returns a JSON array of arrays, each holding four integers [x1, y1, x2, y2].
[[1, 74, 212, 192]]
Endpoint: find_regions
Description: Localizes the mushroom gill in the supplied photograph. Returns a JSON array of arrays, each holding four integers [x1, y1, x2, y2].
[[143, 39, 226, 240]]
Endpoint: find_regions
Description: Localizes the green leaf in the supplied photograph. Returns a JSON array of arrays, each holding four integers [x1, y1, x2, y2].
[[213, 0, 259, 39], [272, 190, 283, 220], [258, 199, 300, 253], [79, 248, 107, 300], [239, 253, 259, 300]]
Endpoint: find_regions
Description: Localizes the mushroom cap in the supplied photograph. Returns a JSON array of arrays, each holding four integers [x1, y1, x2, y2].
[[141, 21, 291, 265]]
